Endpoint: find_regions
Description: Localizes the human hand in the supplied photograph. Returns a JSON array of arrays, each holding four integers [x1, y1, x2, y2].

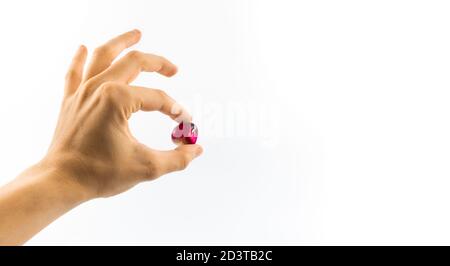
[[43, 29, 203, 199], [0, 29, 203, 245]]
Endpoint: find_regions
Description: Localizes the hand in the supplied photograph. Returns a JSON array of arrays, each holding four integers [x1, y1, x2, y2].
[[0, 30, 203, 245], [45, 29, 203, 199]]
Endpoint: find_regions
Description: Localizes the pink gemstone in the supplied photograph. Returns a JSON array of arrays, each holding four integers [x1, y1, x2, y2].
[[171, 122, 198, 145]]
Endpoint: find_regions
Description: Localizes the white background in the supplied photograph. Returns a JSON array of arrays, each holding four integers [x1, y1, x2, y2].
[[0, 0, 449, 245]]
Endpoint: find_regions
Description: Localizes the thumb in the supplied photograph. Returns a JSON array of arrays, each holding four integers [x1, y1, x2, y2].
[[154, 144, 203, 176]]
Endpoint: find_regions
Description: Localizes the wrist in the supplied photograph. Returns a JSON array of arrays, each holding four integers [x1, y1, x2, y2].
[[0, 158, 92, 245], [26, 157, 94, 204]]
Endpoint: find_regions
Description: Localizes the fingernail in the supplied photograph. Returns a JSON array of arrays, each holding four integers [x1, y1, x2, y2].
[[78, 45, 86, 53]]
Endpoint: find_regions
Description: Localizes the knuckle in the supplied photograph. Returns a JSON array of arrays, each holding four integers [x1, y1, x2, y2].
[[126, 50, 142, 62], [143, 153, 161, 179], [100, 81, 118, 91], [146, 161, 160, 180], [99, 82, 119, 101], [93, 45, 113, 58], [65, 70, 78, 81], [154, 89, 168, 99], [99, 82, 132, 108], [83, 78, 97, 90], [81, 78, 99, 94]]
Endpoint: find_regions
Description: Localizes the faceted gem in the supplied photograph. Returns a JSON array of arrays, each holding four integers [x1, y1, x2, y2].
[[171, 122, 198, 145]]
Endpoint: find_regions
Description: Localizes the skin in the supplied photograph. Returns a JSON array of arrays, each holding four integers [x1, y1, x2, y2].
[[0, 29, 203, 245]]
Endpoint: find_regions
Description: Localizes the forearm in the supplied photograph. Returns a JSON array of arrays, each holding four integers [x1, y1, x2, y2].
[[0, 161, 89, 245]]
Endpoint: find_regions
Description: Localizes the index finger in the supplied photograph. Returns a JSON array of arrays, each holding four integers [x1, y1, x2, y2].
[[108, 83, 191, 122], [131, 86, 191, 122]]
